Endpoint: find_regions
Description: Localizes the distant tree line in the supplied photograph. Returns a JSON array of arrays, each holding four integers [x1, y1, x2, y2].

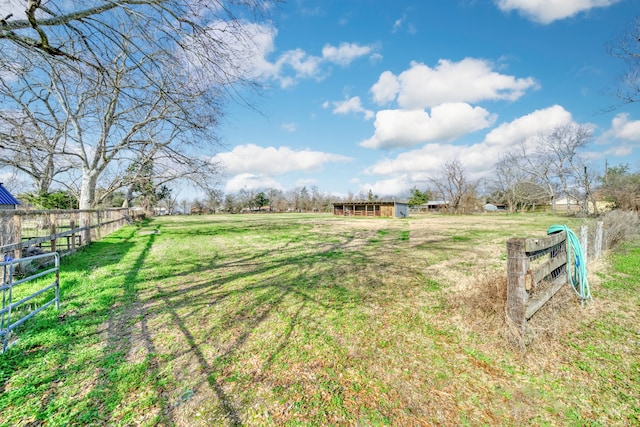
[[406, 124, 640, 215], [190, 186, 334, 214]]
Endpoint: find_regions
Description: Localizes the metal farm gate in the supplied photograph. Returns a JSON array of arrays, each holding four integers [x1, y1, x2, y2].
[[1, 253, 60, 353]]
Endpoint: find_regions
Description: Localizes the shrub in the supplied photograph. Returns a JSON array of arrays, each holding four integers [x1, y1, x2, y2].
[[601, 209, 640, 249]]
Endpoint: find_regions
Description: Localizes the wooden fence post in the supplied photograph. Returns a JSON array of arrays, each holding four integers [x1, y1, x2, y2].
[[71, 212, 77, 250], [70, 219, 77, 251], [81, 212, 91, 246], [12, 214, 21, 260], [507, 238, 528, 332], [96, 210, 102, 240], [580, 225, 588, 265], [50, 213, 57, 252], [595, 221, 603, 260], [106, 210, 112, 235]]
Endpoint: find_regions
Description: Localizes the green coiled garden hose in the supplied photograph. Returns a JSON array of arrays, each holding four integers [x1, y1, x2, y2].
[[547, 225, 592, 304]]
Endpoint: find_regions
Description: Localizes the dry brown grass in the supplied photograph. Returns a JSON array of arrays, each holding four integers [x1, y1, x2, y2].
[[602, 209, 640, 248], [446, 257, 610, 345]]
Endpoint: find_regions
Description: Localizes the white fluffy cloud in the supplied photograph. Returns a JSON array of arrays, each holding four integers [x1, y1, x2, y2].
[[371, 59, 538, 109], [217, 145, 353, 193], [215, 144, 353, 176], [606, 113, 640, 142], [281, 122, 297, 133], [331, 96, 374, 120], [322, 42, 374, 66], [361, 58, 537, 151], [495, 0, 621, 24], [364, 143, 466, 177], [225, 173, 284, 193], [244, 26, 378, 88], [482, 104, 573, 147], [362, 105, 578, 195], [360, 103, 496, 149], [179, 21, 377, 89], [370, 71, 400, 105], [597, 113, 640, 157], [361, 175, 415, 197]]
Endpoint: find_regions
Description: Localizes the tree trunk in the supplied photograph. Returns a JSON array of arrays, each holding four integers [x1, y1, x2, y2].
[[79, 171, 98, 209], [122, 186, 134, 208], [37, 156, 55, 194]]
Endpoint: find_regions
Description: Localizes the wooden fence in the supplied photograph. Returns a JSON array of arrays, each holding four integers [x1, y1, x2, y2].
[[0, 208, 133, 260], [506, 222, 604, 332]]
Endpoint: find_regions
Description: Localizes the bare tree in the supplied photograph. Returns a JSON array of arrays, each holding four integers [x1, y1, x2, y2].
[[608, 17, 640, 104], [0, 167, 29, 193], [495, 124, 593, 214], [203, 190, 223, 213], [300, 186, 312, 212], [238, 188, 258, 211], [66, 48, 223, 208], [2, 33, 226, 209], [223, 193, 240, 213], [266, 188, 286, 212], [118, 145, 222, 209], [517, 137, 559, 214], [543, 124, 592, 214], [0, 1, 271, 79], [158, 190, 180, 215], [0, 58, 74, 193], [512, 181, 549, 211], [569, 164, 599, 215], [430, 159, 476, 214], [1, 1, 273, 208], [491, 153, 528, 212]]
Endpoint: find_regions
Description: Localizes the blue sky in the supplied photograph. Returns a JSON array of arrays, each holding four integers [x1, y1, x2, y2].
[[0, 0, 638, 201], [211, 0, 640, 199]]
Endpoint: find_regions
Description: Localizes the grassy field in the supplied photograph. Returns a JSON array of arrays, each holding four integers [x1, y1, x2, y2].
[[0, 213, 638, 426]]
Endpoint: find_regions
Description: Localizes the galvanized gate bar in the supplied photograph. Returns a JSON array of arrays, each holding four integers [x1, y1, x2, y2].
[[1, 252, 60, 353]]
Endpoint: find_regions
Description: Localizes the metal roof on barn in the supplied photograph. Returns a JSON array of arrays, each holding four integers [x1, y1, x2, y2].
[[332, 200, 408, 206], [0, 183, 20, 206]]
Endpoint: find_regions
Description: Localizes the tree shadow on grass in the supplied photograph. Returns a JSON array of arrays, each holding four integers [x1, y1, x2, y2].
[[129, 228, 396, 424], [0, 217, 416, 426], [0, 226, 142, 425]]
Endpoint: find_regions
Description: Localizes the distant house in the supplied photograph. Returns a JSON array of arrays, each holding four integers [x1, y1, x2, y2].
[[332, 201, 409, 218], [555, 196, 581, 210], [0, 184, 20, 209], [555, 196, 611, 214], [483, 203, 507, 212], [416, 200, 449, 212]]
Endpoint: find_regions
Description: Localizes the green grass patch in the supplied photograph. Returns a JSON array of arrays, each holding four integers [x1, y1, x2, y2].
[[0, 213, 636, 426]]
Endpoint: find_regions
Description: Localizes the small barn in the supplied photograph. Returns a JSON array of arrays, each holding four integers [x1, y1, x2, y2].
[[332, 201, 409, 218], [415, 200, 449, 212], [0, 184, 20, 209]]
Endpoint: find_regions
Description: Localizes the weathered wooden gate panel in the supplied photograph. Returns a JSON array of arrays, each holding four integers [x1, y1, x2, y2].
[[380, 206, 393, 217], [506, 231, 567, 331]]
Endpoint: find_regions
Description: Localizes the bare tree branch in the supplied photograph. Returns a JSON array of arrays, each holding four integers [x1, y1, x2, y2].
[[1, 1, 273, 208], [429, 159, 477, 214], [608, 16, 640, 105]]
